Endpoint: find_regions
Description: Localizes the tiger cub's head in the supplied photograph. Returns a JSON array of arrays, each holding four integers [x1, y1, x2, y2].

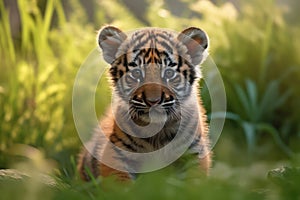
[[98, 26, 209, 124]]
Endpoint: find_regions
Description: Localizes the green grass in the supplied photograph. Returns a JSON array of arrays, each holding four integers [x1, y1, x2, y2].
[[1, 156, 300, 200], [0, 0, 300, 199]]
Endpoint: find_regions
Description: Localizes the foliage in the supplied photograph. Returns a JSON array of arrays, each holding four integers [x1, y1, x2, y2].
[[227, 79, 294, 156], [0, 0, 300, 199], [0, 0, 108, 170], [1, 150, 300, 200], [183, 0, 300, 156]]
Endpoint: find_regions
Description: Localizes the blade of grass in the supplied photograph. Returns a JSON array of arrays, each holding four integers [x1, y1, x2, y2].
[[0, 0, 16, 63], [17, 0, 34, 55], [54, 0, 67, 27], [42, 0, 55, 41]]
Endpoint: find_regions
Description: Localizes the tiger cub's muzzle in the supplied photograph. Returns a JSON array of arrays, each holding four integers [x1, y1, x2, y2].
[[130, 83, 176, 108]]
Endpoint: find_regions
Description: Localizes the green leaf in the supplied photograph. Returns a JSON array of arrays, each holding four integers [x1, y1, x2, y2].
[[234, 84, 251, 119], [209, 111, 241, 122], [257, 123, 295, 158], [258, 80, 278, 119], [241, 121, 256, 153], [245, 79, 258, 121]]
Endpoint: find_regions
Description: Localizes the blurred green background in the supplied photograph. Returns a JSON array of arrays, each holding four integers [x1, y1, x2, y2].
[[1, 0, 300, 199]]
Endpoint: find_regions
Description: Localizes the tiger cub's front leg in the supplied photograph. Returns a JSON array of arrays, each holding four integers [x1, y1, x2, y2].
[[99, 140, 133, 181], [77, 143, 131, 181]]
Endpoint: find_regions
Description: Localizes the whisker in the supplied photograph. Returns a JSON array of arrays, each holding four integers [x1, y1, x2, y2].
[[161, 100, 176, 107], [130, 99, 147, 106], [132, 105, 148, 109], [166, 106, 181, 121]]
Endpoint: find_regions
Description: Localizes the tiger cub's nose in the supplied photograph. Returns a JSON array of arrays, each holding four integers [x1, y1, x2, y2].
[[144, 96, 161, 106], [142, 83, 162, 107]]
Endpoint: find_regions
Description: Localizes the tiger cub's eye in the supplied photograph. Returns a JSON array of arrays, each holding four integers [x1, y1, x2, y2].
[[164, 68, 176, 79], [131, 69, 143, 79]]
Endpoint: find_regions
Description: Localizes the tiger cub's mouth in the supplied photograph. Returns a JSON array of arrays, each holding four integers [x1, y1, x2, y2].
[[128, 84, 179, 124]]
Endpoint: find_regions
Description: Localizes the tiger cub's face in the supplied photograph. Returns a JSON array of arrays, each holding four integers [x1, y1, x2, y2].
[[98, 26, 208, 124]]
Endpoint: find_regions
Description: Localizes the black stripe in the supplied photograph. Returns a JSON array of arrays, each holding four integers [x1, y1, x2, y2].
[[184, 60, 194, 70], [140, 127, 177, 149], [109, 66, 118, 82], [146, 57, 152, 64], [184, 60, 196, 84], [81, 151, 92, 181], [123, 55, 129, 71], [144, 48, 152, 58], [169, 62, 177, 67], [145, 48, 153, 64], [154, 57, 162, 64], [91, 142, 100, 178], [119, 70, 124, 78], [133, 49, 145, 63], [124, 133, 145, 149], [110, 133, 137, 152], [131, 32, 146, 46], [128, 62, 138, 67], [114, 58, 122, 65], [177, 56, 182, 71], [132, 37, 150, 51], [158, 130, 177, 146], [157, 40, 173, 54], [161, 51, 175, 66], [182, 70, 187, 79], [154, 48, 161, 56], [156, 33, 175, 46], [129, 33, 145, 49]]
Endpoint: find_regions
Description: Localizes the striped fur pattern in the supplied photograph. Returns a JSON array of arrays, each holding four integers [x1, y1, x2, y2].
[[77, 26, 211, 181]]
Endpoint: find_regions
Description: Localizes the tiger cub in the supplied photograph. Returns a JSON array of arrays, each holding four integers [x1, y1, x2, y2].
[[77, 26, 211, 181]]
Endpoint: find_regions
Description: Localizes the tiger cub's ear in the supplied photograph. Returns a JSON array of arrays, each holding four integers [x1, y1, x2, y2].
[[98, 26, 127, 64], [178, 27, 209, 65]]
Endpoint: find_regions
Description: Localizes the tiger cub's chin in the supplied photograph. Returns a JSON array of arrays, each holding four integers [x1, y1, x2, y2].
[[77, 26, 211, 181], [133, 109, 169, 125]]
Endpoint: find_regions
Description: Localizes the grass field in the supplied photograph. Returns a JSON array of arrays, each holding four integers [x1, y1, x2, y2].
[[1, 0, 300, 199]]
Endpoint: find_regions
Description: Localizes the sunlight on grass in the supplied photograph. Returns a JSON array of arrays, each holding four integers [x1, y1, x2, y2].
[[0, 0, 300, 199]]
